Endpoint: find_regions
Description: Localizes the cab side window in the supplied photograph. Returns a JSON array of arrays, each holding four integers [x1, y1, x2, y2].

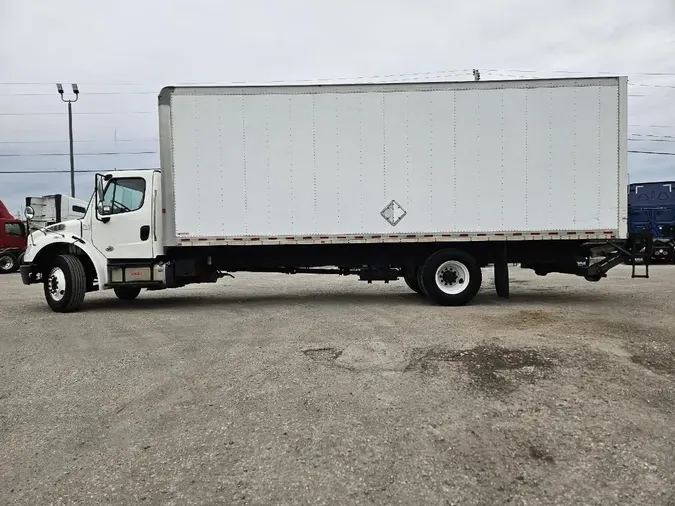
[[5, 222, 25, 237], [101, 178, 146, 215]]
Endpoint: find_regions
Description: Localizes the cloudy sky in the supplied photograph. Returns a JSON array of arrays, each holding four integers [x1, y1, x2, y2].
[[1, 0, 674, 215]]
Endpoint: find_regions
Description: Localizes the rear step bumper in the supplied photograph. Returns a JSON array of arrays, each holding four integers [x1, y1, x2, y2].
[[522, 232, 654, 280]]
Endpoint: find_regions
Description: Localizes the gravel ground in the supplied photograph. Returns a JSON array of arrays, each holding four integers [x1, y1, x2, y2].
[[1, 266, 674, 505]]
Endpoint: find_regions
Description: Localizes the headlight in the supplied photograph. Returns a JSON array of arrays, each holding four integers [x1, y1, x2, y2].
[[25, 206, 34, 219]]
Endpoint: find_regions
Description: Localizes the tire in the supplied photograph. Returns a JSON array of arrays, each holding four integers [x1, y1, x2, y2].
[[43, 254, 87, 312], [0, 253, 16, 274], [403, 271, 423, 295], [416, 264, 428, 297], [494, 261, 510, 298], [114, 286, 142, 301], [419, 249, 482, 306]]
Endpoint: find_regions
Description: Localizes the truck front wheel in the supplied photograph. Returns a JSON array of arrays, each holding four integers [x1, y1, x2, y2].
[[43, 255, 87, 312], [114, 286, 142, 301], [420, 249, 482, 306]]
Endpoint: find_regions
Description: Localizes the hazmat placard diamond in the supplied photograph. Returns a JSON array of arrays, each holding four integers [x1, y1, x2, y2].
[[381, 200, 407, 226]]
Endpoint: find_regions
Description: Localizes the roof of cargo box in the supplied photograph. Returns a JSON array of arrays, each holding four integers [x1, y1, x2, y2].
[[158, 75, 624, 105]]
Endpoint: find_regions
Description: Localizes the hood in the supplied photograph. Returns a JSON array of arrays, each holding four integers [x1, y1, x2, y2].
[[31, 218, 82, 237], [0, 200, 15, 220]]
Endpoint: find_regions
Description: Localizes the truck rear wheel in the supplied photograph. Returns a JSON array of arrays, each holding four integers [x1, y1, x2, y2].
[[420, 249, 482, 306], [0, 252, 16, 274], [43, 254, 87, 312], [114, 286, 142, 301]]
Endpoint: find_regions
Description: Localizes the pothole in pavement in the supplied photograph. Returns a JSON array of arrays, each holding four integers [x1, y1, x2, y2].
[[630, 347, 675, 376], [302, 342, 409, 372], [302, 343, 557, 392], [303, 347, 342, 362], [494, 309, 560, 329], [406, 344, 557, 393], [528, 444, 555, 464]]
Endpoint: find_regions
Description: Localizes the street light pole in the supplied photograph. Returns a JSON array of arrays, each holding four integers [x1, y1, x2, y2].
[[56, 83, 79, 197]]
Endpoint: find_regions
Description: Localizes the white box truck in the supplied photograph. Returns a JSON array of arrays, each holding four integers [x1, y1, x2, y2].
[[20, 77, 652, 312]]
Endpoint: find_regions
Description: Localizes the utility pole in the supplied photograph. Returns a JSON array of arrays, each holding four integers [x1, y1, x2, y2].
[[56, 83, 80, 197], [473, 69, 481, 81]]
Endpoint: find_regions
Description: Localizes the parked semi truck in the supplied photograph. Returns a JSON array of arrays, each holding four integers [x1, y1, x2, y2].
[[0, 200, 26, 274], [20, 77, 652, 312], [24, 194, 88, 231], [628, 181, 675, 263]]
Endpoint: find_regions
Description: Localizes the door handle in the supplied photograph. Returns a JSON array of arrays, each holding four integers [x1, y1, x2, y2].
[[140, 225, 150, 241]]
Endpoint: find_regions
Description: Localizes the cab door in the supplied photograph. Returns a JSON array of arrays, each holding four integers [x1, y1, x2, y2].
[[91, 172, 155, 259]]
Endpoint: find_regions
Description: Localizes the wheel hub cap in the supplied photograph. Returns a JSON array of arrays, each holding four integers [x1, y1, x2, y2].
[[48, 267, 67, 301], [435, 260, 470, 295], [440, 269, 460, 286], [0, 257, 13, 270]]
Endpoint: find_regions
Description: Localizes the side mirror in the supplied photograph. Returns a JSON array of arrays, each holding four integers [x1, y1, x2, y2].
[[95, 175, 104, 203], [94, 173, 111, 223]]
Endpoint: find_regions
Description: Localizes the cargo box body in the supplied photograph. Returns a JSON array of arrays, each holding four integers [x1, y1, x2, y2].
[[159, 77, 627, 246]]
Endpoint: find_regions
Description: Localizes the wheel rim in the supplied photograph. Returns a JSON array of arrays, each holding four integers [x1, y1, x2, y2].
[[47, 267, 67, 301], [435, 260, 470, 295], [0, 255, 14, 271]]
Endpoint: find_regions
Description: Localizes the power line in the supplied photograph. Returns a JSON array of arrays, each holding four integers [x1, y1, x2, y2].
[[630, 83, 675, 89], [628, 150, 675, 156], [629, 138, 675, 143], [484, 72, 674, 89], [1, 68, 674, 87], [0, 82, 672, 98], [630, 124, 675, 129], [484, 68, 675, 77], [0, 150, 158, 157], [0, 70, 476, 87], [0, 168, 155, 174], [0, 111, 155, 116], [0, 138, 159, 144], [0, 91, 157, 97], [630, 133, 675, 139], [0, 72, 478, 100]]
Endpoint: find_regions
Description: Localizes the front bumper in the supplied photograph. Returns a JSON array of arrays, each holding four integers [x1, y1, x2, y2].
[[20, 263, 40, 285]]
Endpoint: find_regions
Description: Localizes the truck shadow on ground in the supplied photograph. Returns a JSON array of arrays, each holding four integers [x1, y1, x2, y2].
[[55, 288, 612, 313]]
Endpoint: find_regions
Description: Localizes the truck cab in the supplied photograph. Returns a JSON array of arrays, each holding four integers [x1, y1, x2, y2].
[[0, 200, 27, 274], [20, 169, 165, 310]]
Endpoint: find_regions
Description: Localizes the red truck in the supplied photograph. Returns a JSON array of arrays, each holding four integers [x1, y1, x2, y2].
[[0, 200, 27, 274]]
